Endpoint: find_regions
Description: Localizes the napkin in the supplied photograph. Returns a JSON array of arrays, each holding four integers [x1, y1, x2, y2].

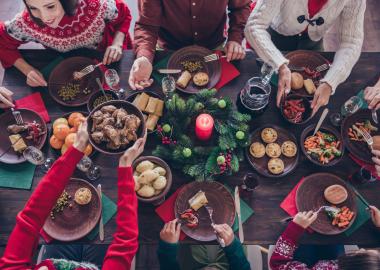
[[15, 92, 50, 123], [280, 178, 305, 217], [0, 162, 36, 189]]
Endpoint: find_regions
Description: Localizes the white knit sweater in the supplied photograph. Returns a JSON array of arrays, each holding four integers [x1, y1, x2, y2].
[[244, 0, 366, 94]]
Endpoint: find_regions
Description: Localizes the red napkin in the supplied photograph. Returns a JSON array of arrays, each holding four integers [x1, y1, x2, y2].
[[155, 186, 187, 240], [15, 92, 50, 123], [214, 51, 240, 90], [40, 229, 53, 243], [349, 154, 380, 180], [94, 60, 111, 90]]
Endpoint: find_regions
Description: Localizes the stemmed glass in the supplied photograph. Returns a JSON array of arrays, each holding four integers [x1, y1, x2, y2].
[[341, 96, 364, 116], [76, 155, 101, 181], [162, 75, 176, 99], [104, 69, 126, 99], [23, 146, 55, 173]]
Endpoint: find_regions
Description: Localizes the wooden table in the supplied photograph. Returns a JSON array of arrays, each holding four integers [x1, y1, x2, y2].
[[1, 49, 380, 247]]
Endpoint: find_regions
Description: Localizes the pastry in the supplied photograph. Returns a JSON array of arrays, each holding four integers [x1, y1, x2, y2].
[[144, 97, 158, 114], [281, 141, 297, 157], [74, 187, 92, 205], [304, 79, 316, 94], [9, 134, 27, 153], [135, 92, 150, 111], [176, 70, 192, 88], [249, 142, 265, 158], [291, 72, 304, 90], [189, 190, 208, 211], [261, 128, 278, 143], [153, 166, 166, 176], [146, 114, 159, 131], [154, 99, 164, 117], [266, 143, 281, 158], [136, 160, 155, 173], [153, 176, 167, 190], [324, 185, 348, 204], [138, 170, 160, 184], [268, 158, 284, 175], [193, 72, 209, 87], [137, 185, 155, 198]]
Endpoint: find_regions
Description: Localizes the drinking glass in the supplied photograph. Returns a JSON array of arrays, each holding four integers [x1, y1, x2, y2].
[[240, 173, 259, 191], [329, 112, 343, 127], [104, 69, 125, 99], [341, 96, 364, 116], [23, 146, 46, 165], [162, 75, 176, 99], [42, 157, 55, 172], [86, 165, 101, 181], [76, 156, 93, 172], [240, 77, 271, 111], [350, 165, 377, 185]]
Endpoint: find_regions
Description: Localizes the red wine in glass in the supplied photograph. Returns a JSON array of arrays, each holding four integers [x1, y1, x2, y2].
[[241, 173, 259, 191], [350, 166, 377, 185]]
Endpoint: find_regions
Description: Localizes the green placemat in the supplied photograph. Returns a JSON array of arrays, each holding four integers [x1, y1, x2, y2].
[[0, 162, 36, 189], [152, 55, 172, 84], [87, 193, 117, 240], [344, 194, 371, 236], [41, 56, 65, 80], [225, 185, 255, 232]]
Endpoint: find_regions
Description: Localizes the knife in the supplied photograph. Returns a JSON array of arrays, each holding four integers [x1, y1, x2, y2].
[[97, 184, 104, 242], [234, 186, 244, 243], [312, 108, 329, 135], [157, 69, 182, 74]]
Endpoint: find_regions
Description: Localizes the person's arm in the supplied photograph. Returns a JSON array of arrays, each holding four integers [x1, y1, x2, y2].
[[364, 76, 380, 110], [157, 219, 181, 270], [0, 87, 14, 109], [320, 0, 366, 94], [223, 237, 250, 270], [102, 135, 146, 269], [227, 0, 251, 44], [0, 146, 84, 269], [244, 0, 288, 71]]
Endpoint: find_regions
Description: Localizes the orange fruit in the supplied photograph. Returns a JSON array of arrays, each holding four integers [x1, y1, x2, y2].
[[84, 144, 93, 156], [53, 124, 70, 140], [65, 133, 77, 148], [53, 118, 68, 129], [61, 144, 68, 155], [50, 135, 64, 150], [73, 116, 86, 129], [68, 112, 84, 127]]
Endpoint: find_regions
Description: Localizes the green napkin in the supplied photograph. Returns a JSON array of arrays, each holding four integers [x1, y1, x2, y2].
[[41, 56, 65, 80], [344, 195, 371, 236], [152, 55, 172, 84], [0, 163, 36, 189], [87, 193, 117, 240], [225, 185, 255, 232]]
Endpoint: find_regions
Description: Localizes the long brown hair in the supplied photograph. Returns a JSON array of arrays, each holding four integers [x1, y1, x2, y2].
[[22, 0, 79, 27], [338, 251, 380, 270]]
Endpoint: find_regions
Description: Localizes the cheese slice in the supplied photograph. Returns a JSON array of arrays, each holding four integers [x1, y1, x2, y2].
[[188, 190, 208, 211], [9, 134, 27, 153]]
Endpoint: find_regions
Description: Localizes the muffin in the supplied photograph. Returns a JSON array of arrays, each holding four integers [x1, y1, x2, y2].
[[324, 185, 348, 204], [268, 158, 284, 175], [74, 187, 92, 205], [249, 142, 266, 158], [291, 72, 304, 90], [266, 143, 281, 158], [261, 128, 278, 143], [193, 72, 209, 87], [281, 141, 297, 157]]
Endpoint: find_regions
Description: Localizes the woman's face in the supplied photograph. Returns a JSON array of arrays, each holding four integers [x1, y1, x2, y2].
[[25, 0, 65, 28]]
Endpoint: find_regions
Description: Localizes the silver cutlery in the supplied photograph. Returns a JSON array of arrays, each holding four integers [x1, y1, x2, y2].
[[356, 128, 373, 150], [372, 109, 378, 124], [234, 186, 244, 243], [97, 184, 104, 242], [11, 108, 24, 125], [288, 63, 330, 73], [74, 62, 103, 80], [95, 78, 108, 98], [312, 108, 329, 135], [203, 53, 227, 63], [205, 206, 225, 247], [157, 69, 182, 74]]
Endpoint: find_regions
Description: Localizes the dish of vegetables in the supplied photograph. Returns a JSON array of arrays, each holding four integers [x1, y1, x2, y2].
[[348, 120, 378, 142], [326, 206, 355, 229], [304, 131, 342, 164]]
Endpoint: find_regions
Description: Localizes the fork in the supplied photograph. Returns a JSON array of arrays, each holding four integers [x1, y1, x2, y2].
[[11, 108, 24, 125], [205, 206, 225, 247], [203, 53, 227, 62], [372, 109, 378, 124], [357, 128, 373, 150], [73, 62, 103, 80], [289, 63, 330, 73]]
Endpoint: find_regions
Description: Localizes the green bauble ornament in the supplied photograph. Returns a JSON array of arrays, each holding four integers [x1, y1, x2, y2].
[[194, 102, 204, 112], [218, 99, 227, 109], [236, 131, 245, 140], [162, 124, 171, 133], [183, 148, 192, 158], [217, 155, 226, 165]]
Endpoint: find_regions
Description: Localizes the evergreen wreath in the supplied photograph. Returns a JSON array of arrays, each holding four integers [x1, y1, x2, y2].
[[152, 89, 251, 181]]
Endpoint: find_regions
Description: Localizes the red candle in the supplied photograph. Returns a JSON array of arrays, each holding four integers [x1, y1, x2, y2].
[[195, 114, 214, 140]]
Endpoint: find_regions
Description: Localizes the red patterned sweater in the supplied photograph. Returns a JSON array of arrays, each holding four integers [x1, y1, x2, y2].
[[0, 146, 139, 270], [0, 0, 132, 68], [270, 222, 338, 270]]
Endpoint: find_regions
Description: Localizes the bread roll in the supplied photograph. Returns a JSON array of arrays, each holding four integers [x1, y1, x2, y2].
[[176, 71, 192, 88], [153, 166, 166, 176], [291, 72, 304, 90], [153, 176, 167, 190], [135, 92, 150, 111], [138, 170, 160, 184], [144, 97, 159, 114], [137, 185, 155, 198], [154, 99, 164, 117], [304, 79, 316, 94], [136, 160, 155, 173], [146, 114, 159, 131], [324, 185, 348, 204]]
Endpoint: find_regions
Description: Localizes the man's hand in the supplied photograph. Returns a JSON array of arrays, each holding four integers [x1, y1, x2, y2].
[[224, 41, 246, 62], [160, 219, 181, 244], [311, 83, 332, 116], [276, 64, 291, 107], [128, 56, 153, 90]]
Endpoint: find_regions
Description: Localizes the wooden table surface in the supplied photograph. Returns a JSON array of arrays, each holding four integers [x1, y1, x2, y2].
[[1, 49, 380, 247]]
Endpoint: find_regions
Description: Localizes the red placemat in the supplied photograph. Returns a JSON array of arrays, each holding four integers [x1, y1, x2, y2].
[[214, 51, 240, 90], [349, 154, 380, 180], [15, 92, 50, 123], [155, 186, 187, 240]]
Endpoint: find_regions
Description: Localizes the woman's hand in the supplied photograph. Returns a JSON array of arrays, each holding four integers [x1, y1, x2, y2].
[[73, 121, 89, 152], [26, 69, 47, 87], [276, 64, 291, 107], [293, 211, 318, 229], [103, 44, 123, 65], [160, 219, 181, 244], [311, 83, 332, 116], [364, 82, 380, 110], [224, 41, 246, 62], [128, 56, 154, 90], [213, 223, 234, 246], [119, 129, 147, 167], [0, 87, 14, 109], [371, 149, 380, 176], [369, 206, 380, 228]]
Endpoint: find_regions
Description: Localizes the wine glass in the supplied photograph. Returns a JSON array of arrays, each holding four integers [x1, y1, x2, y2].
[[329, 112, 343, 127], [86, 165, 101, 181], [42, 157, 55, 172], [350, 165, 377, 185], [23, 146, 46, 165], [104, 69, 125, 99], [341, 96, 364, 116], [162, 75, 176, 99], [241, 173, 259, 191], [76, 156, 93, 172]]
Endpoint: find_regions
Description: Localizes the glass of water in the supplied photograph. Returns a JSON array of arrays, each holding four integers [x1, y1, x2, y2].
[[104, 69, 125, 99], [23, 146, 46, 165], [76, 156, 93, 172], [240, 77, 271, 111], [341, 96, 364, 116], [162, 75, 176, 99]]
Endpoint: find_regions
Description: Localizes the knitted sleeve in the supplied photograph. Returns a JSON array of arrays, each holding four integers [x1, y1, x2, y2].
[[102, 167, 139, 270], [320, 0, 366, 94], [223, 237, 251, 270], [227, 0, 252, 44], [244, 0, 289, 70]]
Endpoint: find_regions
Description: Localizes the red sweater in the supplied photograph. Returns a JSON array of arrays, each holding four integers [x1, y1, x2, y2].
[[269, 222, 338, 270], [0, 146, 139, 270], [0, 0, 132, 68]]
